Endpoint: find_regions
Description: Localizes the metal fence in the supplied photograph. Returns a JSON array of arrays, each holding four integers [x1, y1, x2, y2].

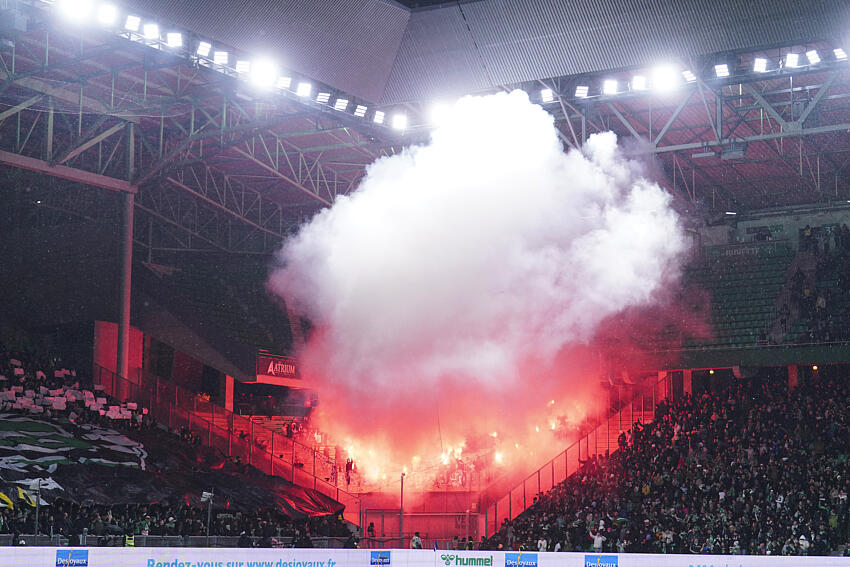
[[481, 374, 671, 537], [92, 364, 360, 524]]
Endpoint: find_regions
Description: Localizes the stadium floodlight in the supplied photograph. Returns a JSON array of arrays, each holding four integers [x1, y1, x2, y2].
[[196, 41, 211, 57], [276, 76, 292, 89], [714, 63, 729, 78], [124, 15, 140, 32], [58, 0, 93, 22], [316, 92, 331, 104], [602, 79, 618, 95], [373, 110, 385, 124], [166, 33, 182, 48], [97, 3, 117, 25], [354, 104, 368, 117], [631, 75, 647, 91], [806, 50, 821, 65], [235, 60, 251, 74], [651, 65, 679, 92], [753, 57, 767, 73], [296, 82, 312, 97], [785, 52, 799, 68], [682, 69, 696, 82], [249, 59, 277, 88], [540, 88, 554, 103], [834, 48, 848, 61], [574, 85, 589, 98], [213, 51, 228, 66], [143, 23, 159, 40], [392, 113, 408, 131], [334, 98, 349, 112]]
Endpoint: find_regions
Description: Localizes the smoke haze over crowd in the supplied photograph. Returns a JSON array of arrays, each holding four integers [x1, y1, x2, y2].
[[268, 91, 687, 481]]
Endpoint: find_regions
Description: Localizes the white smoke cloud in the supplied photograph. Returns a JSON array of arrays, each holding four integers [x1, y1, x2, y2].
[[271, 90, 683, 387], [268, 91, 684, 470]]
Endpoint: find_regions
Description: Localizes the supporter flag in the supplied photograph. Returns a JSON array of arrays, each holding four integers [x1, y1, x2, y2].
[[0, 491, 13, 509], [434, 541, 438, 550], [17, 486, 36, 507]]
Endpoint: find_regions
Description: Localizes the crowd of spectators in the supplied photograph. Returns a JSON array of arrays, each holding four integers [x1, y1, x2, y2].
[[486, 371, 850, 556], [0, 343, 353, 547]]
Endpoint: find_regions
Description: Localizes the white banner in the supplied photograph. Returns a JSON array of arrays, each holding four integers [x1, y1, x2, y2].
[[3, 548, 850, 567]]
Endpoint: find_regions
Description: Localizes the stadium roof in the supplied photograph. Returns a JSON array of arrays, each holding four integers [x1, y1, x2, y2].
[[2, 0, 850, 254], [124, 0, 850, 104]]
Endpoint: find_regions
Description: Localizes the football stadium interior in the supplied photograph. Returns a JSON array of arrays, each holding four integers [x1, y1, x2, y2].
[[3, 0, 850, 565]]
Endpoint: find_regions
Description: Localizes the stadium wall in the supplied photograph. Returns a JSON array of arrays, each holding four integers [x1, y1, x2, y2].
[[19, 548, 850, 567]]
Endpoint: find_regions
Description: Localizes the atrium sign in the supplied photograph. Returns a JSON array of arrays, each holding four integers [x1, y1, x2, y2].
[[257, 352, 299, 380]]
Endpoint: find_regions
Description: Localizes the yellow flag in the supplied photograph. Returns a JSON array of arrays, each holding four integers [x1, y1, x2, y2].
[[17, 487, 35, 507], [0, 491, 13, 510]]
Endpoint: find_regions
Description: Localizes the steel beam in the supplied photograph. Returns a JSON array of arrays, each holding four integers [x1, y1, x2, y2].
[[798, 70, 839, 125], [233, 147, 332, 206], [0, 149, 134, 192], [650, 121, 850, 154], [743, 83, 787, 127], [654, 92, 693, 146], [59, 122, 126, 164], [607, 102, 642, 141], [0, 94, 43, 123]]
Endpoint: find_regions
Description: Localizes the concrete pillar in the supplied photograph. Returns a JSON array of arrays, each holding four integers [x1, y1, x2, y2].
[[224, 375, 234, 412], [788, 365, 798, 390], [116, 191, 134, 380], [683, 370, 692, 396]]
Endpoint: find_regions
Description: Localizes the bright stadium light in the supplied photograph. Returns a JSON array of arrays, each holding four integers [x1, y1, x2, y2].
[[276, 76, 292, 89], [575, 85, 589, 98], [714, 63, 729, 78], [235, 60, 251, 74], [373, 110, 385, 124], [166, 33, 182, 48], [97, 3, 117, 25], [213, 51, 228, 66], [652, 65, 679, 92], [682, 69, 696, 82], [806, 50, 821, 65], [196, 41, 211, 57], [834, 48, 848, 61], [143, 23, 159, 40], [249, 59, 277, 88], [632, 75, 647, 91], [753, 57, 768, 73], [540, 88, 554, 103], [785, 52, 799, 68], [316, 92, 331, 104], [392, 113, 408, 130], [296, 82, 312, 97], [124, 15, 140, 32], [58, 0, 93, 22], [602, 79, 618, 95], [334, 98, 349, 111], [354, 104, 368, 117]]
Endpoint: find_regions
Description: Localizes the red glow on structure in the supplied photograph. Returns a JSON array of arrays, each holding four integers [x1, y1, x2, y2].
[[296, 280, 710, 490]]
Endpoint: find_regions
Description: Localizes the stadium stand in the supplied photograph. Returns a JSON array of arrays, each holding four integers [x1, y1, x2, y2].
[[485, 370, 850, 556], [684, 241, 794, 348], [0, 343, 353, 548]]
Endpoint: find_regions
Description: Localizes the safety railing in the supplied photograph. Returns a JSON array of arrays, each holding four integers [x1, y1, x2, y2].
[[481, 373, 670, 537], [92, 364, 360, 524]]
